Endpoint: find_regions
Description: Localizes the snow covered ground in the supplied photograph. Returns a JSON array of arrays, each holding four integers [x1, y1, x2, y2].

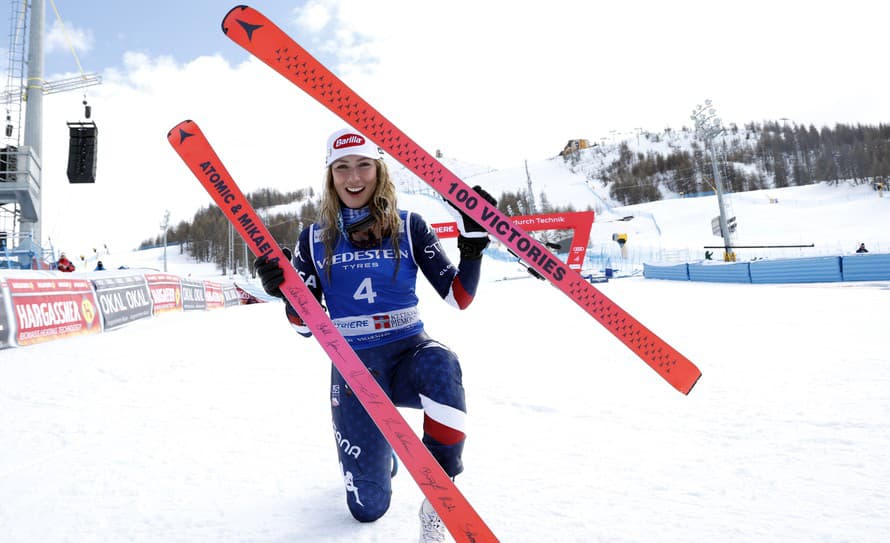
[[2, 183, 889, 542]]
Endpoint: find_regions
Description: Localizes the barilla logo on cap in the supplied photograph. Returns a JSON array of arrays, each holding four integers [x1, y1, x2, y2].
[[333, 134, 366, 149]]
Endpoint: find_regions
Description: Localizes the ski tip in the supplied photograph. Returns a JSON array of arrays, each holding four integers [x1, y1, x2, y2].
[[166, 120, 198, 147], [167, 119, 194, 136], [222, 5, 250, 34]]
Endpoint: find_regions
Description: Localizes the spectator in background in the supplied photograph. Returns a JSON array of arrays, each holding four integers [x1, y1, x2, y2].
[[856, 243, 868, 254], [57, 252, 76, 272], [94, 260, 106, 271]]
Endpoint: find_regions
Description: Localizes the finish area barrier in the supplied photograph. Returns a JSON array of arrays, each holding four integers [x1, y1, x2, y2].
[[0, 269, 261, 350], [643, 253, 890, 284]]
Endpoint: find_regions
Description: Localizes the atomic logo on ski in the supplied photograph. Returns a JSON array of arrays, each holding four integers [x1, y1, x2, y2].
[[177, 127, 194, 144], [234, 19, 263, 41]]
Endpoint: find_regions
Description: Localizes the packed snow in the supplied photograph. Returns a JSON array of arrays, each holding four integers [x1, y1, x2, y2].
[[1, 181, 889, 542]]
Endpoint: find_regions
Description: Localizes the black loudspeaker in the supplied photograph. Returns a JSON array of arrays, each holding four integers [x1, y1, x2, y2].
[[66, 121, 98, 183]]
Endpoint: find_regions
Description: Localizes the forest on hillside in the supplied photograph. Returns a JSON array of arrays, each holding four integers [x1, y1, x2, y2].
[[139, 187, 316, 272], [140, 121, 890, 273], [597, 121, 890, 205]]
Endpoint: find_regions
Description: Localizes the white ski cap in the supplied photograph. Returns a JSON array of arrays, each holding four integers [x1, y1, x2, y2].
[[325, 128, 383, 167]]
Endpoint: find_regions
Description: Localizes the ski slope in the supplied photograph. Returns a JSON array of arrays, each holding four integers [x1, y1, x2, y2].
[[2, 242, 889, 542], [3, 178, 890, 541]]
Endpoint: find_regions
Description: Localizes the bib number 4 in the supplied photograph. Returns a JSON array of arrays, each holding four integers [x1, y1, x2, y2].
[[353, 277, 378, 304]]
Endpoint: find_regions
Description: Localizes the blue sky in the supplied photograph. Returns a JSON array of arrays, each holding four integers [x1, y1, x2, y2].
[[30, 0, 890, 140], [30, 1, 888, 148], [39, 2, 303, 75]]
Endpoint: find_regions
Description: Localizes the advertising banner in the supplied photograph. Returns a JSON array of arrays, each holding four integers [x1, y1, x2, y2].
[[0, 279, 12, 348], [203, 281, 225, 310], [92, 275, 153, 330], [431, 221, 459, 238], [432, 211, 595, 270], [222, 284, 241, 307], [180, 278, 206, 311], [145, 273, 183, 315], [234, 283, 263, 304], [6, 277, 100, 346]]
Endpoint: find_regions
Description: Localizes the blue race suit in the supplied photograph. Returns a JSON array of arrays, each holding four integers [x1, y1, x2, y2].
[[289, 210, 482, 522]]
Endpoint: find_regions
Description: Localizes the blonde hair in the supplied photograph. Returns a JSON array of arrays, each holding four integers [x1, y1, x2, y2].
[[318, 159, 403, 279]]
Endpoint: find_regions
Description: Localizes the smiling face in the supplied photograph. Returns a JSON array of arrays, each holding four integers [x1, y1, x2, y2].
[[330, 155, 379, 209]]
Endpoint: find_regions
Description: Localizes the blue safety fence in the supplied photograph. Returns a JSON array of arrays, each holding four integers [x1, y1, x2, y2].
[[644, 253, 890, 283], [841, 253, 890, 281]]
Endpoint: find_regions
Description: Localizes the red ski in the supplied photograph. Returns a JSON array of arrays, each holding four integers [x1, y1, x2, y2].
[[167, 120, 499, 543], [221, 5, 702, 395]]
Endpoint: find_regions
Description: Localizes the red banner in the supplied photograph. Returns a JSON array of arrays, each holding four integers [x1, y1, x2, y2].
[[234, 283, 264, 304], [203, 281, 225, 310], [432, 211, 594, 270], [7, 277, 101, 346], [144, 273, 183, 315]]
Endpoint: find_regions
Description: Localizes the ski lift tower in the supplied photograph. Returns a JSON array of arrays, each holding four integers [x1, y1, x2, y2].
[[0, 0, 101, 263]]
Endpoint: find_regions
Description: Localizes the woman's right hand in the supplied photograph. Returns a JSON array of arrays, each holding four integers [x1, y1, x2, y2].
[[254, 247, 292, 297]]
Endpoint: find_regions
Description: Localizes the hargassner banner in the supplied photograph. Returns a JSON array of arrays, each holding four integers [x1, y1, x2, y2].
[[145, 273, 183, 315], [6, 277, 100, 346], [203, 281, 225, 310]]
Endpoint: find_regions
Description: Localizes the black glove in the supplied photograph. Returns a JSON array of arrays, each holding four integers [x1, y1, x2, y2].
[[448, 186, 497, 260], [457, 236, 490, 260], [254, 247, 292, 298], [447, 185, 497, 237]]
